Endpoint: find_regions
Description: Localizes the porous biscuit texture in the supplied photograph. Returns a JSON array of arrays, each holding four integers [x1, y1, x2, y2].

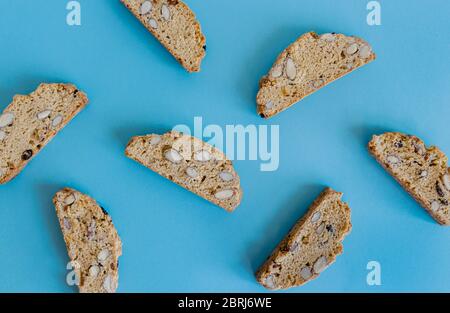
[[0, 83, 88, 184], [121, 0, 206, 72], [125, 131, 242, 212], [369, 132, 450, 225], [54, 188, 122, 293], [256, 188, 351, 290], [257, 32, 376, 118]]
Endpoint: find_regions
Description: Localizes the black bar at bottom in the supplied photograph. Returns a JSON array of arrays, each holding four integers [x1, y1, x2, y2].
[[0, 293, 443, 310]]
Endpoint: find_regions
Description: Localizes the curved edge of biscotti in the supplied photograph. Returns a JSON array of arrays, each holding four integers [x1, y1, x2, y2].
[[255, 187, 352, 290], [256, 31, 376, 119], [368, 132, 450, 226], [53, 187, 122, 293], [120, 0, 206, 72], [0, 83, 88, 185], [124, 131, 243, 212]]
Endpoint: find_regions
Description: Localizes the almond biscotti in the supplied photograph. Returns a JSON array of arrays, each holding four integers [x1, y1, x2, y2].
[[256, 188, 351, 290], [257, 32, 376, 118], [121, 0, 206, 72], [369, 132, 450, 225], [0, 83, 88, 184], [54, 188, 122, 293], [125, 131, 242, 212]]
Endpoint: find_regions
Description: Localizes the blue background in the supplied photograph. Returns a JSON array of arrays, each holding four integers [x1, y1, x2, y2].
[[0, 0, 449, 292]]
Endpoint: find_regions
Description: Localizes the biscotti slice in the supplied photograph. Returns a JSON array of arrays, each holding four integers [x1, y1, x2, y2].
[[125, 131, 242, 212], [256, 188, 351, 290], [369, 132, 450, 225], [257, 32, 376, 118], [0, 83, 88, 184], [121, 0, 206, 72], [54, 188, 122, 293]]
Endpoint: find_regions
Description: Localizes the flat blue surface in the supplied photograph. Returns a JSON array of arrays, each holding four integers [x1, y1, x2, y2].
[[0, 0, 449, 292]]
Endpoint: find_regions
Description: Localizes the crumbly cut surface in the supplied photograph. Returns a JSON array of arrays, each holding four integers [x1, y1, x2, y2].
[[256, 188, 351, 290], [54, 188, 122, 293], [257, 32, 376, 118], [125, 131, 242, 212], [0, 83, 88, 184], [369, 132, 450, 225], [121, 0, 206, 72]]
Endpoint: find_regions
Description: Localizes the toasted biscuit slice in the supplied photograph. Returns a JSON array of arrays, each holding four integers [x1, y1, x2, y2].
[[0, 83, 88, 184], [54, 188, 122, 293], [369, 132, 450, 225], [256, 188, 351, 290], [257, 32, 375, 118], [121, 0, 206, 72], [125, 131, 242, 212]]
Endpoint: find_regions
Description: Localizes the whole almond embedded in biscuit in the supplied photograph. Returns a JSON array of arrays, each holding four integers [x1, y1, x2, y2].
[[140, 1, 152, 14], [64, 193, 77, 206], [219, 171, 234, 182], [150, 135, 161, 145], [313, 256, 328, 273], [165, 148, 183, 163], [265, 101, 274, 110], [37, 110, 52, 120], [98, 249, 110, 264], [387, 155, 400, 165], [186, 167, 198, 178], [214, 189, 234, 200], [161, 4, 170, 21], [149, 18, 158, 29], [89, 265, 100, 278], [442, 174, 450, 191], [311, 211, 321, 223], [265, 275, 275, 289], [300, 267, 312, 280], [63, 218, 71, 230], [359, 45, 371, 59], [431, 201, 440, 212], [346, 43, 359, 55], [103, 275, 116, 293], [285, 58, 297, 80], [194, 150, 211, 162], [52, 114, 63, 128], [271, 65, 283, 78], [0, 112, 14, 128]]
